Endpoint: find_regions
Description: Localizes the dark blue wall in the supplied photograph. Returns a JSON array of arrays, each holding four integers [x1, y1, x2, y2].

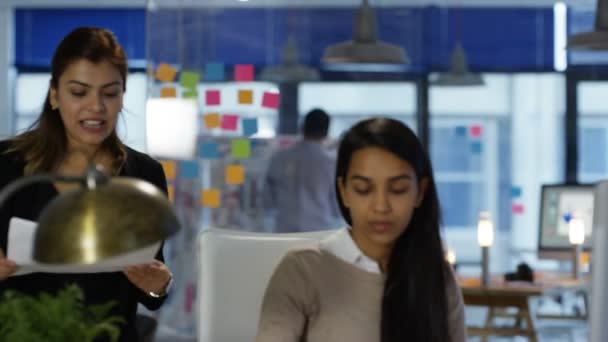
[[15, 6, 555, 72]]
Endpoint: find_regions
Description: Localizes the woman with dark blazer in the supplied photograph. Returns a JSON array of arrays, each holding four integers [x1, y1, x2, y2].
[[0, 27, 173, 341]]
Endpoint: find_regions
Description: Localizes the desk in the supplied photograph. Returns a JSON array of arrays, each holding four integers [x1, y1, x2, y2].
[[459, 274, 587, 342]]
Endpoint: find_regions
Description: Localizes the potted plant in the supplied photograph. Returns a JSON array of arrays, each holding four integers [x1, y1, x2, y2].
[[0, 284, 124, 342]]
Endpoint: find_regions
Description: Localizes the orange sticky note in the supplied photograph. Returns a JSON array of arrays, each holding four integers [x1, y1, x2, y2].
[[238, 89, 253, 104], [201, 189, 221, 208], [155, 63, 177, 83], [160, 160, 177, 180], [160, 87, 177, 98], [204, 113, 221, 129], [225, 165, 245, 185], [167, 185, 175, 202]]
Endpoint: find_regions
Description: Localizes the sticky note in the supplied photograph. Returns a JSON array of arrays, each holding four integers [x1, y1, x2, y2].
[[222, 114, 239, 131], [206, 90, 221, 106], [182, 89, 198, 99], [199, 141, 220, 159], [262, 92, 280, 109], [179, 160, 199, 178], [185, 282, 196, 313], [180, 70, 200, 89], [160, 160, 177, 180], [232, 139, 251, 158], [167, 185, 175, 202], [471, 141, 482, 154], [511, 186, 522, 198], [204, 113, 221, 129], [470, 125, 483, 137], [238, 89, 254, 104], [242, 118, 258, 136], [155, 63, 177, 82], [205, 62, 225, 82], [160, 87, 177, 98], [226, 165, 245, 184], [201, 189, 221, 208], [235, 64, 254, 82], [279, 138, 294, 148], [455, 126, 467, 137], [512, 203, 524, 214]]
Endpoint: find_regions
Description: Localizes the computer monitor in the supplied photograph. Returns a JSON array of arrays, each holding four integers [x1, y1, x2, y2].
[[538, 183, 595, 260]]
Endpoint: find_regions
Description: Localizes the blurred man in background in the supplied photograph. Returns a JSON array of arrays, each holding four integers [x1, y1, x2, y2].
[[264, 108, 341, 232]]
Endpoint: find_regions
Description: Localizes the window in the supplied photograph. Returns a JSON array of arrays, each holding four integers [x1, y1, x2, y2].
[[298, 82, 417, 139]]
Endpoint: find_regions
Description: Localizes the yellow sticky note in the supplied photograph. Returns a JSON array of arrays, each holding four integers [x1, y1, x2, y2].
[[225, 165, 245, 185], [167, 185, 175, 202], [160, 87, 177, 98], [155, 63, 177, 83], [238, 89, 253, 104], [160, 160, 177, 180], [201, 189, 221, 208], [204, 113, 221, 129]]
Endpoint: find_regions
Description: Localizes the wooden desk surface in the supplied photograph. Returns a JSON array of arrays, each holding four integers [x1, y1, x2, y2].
[[458, 273, 588, 295], [457, 273, 589, 341], [458, 273, 588, 306]]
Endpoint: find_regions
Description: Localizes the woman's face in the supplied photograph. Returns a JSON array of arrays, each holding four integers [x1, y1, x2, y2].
[[338, 147, 427, 250], [50, 59, 123, 152]]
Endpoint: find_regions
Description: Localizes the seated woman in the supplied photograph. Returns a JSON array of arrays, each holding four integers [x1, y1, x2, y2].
[[255, 117, 466, 342]]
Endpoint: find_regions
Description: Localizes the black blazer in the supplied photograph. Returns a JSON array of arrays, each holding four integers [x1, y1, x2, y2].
[[0, 140, 169, 342]]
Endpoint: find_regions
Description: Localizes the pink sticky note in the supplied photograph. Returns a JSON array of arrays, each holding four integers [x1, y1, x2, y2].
[[512, 203, 524, 214], [235, 64, 254, 82], [222, 114, 239, 131], [470, 125, 483, 138], [262, 92, 280, 109], [185, 282, 196, 313], [206, 90, 221, 106]]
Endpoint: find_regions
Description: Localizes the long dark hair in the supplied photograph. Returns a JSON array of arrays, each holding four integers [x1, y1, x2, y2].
[[335, 118, 449, 342], [8, 27, 127, 175]]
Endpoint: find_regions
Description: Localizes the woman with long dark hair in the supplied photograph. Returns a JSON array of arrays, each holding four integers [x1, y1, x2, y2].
[[0, 27, 172, 341], [256, 117, 466, 342]]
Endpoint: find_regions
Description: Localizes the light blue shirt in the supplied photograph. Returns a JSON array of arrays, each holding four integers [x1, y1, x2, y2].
[[264, 140, 341, 232]]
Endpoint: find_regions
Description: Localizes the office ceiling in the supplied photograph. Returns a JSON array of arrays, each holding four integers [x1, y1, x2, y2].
[[0, 0, 598, 9]]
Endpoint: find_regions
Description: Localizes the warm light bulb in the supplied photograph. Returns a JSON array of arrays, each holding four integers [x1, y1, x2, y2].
[[569, 217, 585, 245], [477, 211, 494, 247], [446, 249, 456, 265]]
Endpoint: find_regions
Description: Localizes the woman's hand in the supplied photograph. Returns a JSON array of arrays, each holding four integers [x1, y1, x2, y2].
[[123, 260, 172, 295], [0, 249, 18, 281]]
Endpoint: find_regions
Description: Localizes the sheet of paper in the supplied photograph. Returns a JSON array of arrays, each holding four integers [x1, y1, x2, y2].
[[7, 217, 161, 277]]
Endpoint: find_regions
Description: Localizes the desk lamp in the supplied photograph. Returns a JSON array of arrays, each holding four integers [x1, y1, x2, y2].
[[568, 215, 585, 280], [0, 165, 180, 264], [477, 211, 494, 286], [446, 248, 456, 267]]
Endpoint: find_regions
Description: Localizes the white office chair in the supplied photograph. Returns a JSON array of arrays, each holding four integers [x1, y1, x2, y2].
[[197, 227, 336, 342]]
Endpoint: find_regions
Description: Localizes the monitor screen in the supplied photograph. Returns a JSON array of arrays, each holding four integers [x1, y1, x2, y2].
[[538, 184, 595, 259]]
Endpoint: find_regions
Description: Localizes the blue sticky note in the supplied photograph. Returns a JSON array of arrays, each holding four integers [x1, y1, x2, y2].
[[242, 118, 258, 136], [199, 141, 220, 159], [511, 186, 522, 198], [471, 141, 482, 154], [205, 62, 225, 82], [179, 160, 199, 178], [455, 126, 467, 137]]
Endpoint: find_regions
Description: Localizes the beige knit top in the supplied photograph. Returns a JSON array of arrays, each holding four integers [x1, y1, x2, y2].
[[255, 246, 467, 342]]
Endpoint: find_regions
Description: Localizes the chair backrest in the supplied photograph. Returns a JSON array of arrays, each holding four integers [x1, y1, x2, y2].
[[197, 228, 335, 342]]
